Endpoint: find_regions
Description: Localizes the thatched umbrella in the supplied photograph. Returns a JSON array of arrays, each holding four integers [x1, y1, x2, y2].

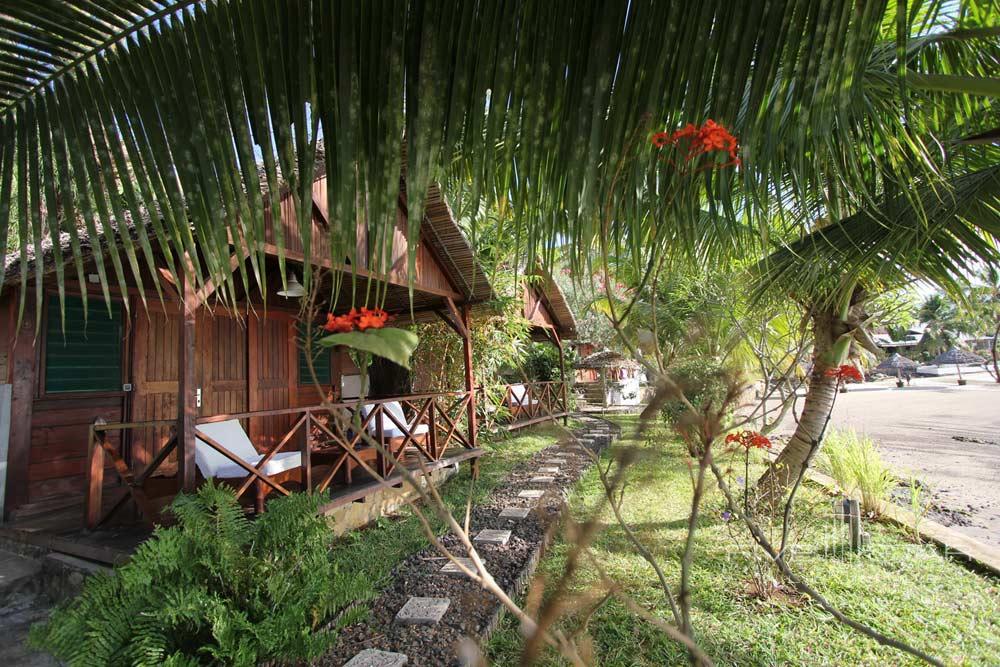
[[931, 347, 986, 384], [875, 353, 919, 384]]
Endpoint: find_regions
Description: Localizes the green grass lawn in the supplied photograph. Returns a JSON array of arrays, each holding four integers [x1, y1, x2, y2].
[[487, 415, 1000, 666], [329, 422, 572, 600]]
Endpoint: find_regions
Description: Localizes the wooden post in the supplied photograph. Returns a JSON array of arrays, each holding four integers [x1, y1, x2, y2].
[[6, 298, 36, 515], [302, 411, 313, 493], [178, 258, 198, 492], [554, 332, 568, 425], [85, 419, 107, 529], [461, 304, 477, 448]]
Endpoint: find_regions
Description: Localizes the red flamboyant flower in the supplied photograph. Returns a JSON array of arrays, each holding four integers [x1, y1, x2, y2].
[[725, 430, 772, 451], [651, 131, 671, 148], [323, 312, 354, 333], [652, 119, 740, 167], [322, 307, 392, 333], [356, 307, 390, 331], [825, 364, 863, 383]]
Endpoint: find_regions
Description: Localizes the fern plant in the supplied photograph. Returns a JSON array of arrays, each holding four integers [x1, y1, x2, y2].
[[30, 483, 369, 666]]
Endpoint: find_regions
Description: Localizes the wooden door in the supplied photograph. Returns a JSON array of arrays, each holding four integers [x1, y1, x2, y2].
[[132, 306, 249, 473], [196, 311, 247, 418], [131, 304, 180, 472], [248, 312, 296, 448]]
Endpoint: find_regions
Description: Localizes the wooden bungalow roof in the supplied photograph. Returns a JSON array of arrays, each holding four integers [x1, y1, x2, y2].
[[527, 265, 578, 340], [3, 157, 493, 308], [574, 349, 640, 370]]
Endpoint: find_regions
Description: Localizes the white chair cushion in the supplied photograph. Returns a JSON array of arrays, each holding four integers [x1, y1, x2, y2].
[[508, 384, 538, 406], [195, 419, 301, 479], [361, 402, 430, 440], [212, 451, 302, 480]]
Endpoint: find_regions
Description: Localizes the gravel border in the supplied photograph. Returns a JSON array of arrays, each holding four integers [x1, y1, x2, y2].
[[321, 416, 620, 666]]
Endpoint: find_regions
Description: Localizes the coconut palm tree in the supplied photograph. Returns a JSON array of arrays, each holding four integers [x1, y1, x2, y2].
[[917, 293, 965, 358], [0, 0, 997, 328], [755, 165, 1000, 496]]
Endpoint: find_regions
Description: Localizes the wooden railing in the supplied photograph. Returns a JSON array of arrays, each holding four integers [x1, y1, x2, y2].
[[481, 381, 570, 428], [85, 391, 476, 528]]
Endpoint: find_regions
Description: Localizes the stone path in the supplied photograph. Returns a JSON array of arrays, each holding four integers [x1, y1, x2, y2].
[[329, 415, 619, 666]]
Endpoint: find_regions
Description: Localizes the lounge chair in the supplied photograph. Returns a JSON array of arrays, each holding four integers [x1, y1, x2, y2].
[[355, 401, 431, 477], [361, 401, 430, 440], [508, 383, 538, 417], [195, 419, 303, 512]]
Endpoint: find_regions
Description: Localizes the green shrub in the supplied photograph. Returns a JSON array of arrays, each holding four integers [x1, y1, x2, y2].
[[30, 483, 368, 666], [658, 358, 731, 428], [821, 429, 896, 516]]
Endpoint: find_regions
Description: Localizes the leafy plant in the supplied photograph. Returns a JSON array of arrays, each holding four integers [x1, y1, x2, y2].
[[30, 484, 368, 667], [820, 429, 896, 516], [658, 358, 732, 429]]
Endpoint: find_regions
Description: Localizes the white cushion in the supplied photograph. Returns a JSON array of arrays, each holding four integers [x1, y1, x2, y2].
[[195, 419, 301, 479], [361, 401, 430, 440], [508, 384, 538, 407], [212, 451, 302, 480]]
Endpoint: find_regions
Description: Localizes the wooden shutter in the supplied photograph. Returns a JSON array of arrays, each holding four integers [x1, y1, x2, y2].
[[44, 295, 123, 393]]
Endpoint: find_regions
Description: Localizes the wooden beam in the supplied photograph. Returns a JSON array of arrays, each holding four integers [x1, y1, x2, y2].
[[260, 242, 463, 300], [192, 253, 243, 305], [178, 255, 198, 492], [461, 304, 478, 448]]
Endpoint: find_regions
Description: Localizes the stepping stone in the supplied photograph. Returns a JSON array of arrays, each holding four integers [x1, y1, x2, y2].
[[344, 648, 408, 667], [440, 557, 476, 576], [395, 596, 450, 625], [537, 466, 560, 474], [529, 476, 555, 484], [474, 529, 512, 546], [499, 507, 531, 519], [518, 489, 545, 499]]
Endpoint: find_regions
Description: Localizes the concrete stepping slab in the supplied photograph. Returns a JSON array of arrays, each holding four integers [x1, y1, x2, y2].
[[474, 529, 512, 546], [440, 558, 476, 576], [537, 466, 560, 473], [518, 489, 545, 499], [529, 476, 555, 484], [395, 596, 450, 625], [499, 507, 531, 519], [343, 648, 408, 667]]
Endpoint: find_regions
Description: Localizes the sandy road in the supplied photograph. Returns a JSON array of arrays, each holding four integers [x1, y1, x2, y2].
[[774, 376, 1000, 548]]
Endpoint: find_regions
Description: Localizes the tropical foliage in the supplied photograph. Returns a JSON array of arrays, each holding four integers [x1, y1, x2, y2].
[[30, 484, 367, 667], [1, 1, 997, 329]]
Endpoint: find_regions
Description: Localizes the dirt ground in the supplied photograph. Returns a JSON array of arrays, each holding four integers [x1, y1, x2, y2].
[[774, 375, 1000, 548]]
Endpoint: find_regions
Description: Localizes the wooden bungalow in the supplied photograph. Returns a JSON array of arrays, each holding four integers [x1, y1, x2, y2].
[[490, 266, 578, 428], [0, 167, 508, 558]]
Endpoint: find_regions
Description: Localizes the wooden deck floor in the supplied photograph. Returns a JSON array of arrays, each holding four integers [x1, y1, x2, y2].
[[0, 446, 484, 565]]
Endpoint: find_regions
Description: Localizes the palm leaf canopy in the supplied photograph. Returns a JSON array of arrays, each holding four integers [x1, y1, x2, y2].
[[0, 0, 997, 327]]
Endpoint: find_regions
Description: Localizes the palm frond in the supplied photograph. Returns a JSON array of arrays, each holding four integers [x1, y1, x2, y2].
[[0, 0, 996, 326]]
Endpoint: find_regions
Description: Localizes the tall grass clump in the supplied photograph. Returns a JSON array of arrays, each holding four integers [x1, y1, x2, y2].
[[821, 429, 896, 516]]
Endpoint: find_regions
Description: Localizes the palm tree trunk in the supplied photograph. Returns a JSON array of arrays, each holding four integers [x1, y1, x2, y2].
[[757, 307, 841, 497], [991, 321, 1000, 383]]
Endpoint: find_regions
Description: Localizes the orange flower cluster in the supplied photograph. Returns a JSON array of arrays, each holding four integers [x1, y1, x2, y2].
[[725, 430, 772, 451], [651, 119, 740, 166], [825, 364, 863, 383], [323, 307, 391, 333]]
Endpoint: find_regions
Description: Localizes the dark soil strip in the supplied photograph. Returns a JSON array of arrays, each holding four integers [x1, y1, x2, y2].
[[321, 416, 619, 666]]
